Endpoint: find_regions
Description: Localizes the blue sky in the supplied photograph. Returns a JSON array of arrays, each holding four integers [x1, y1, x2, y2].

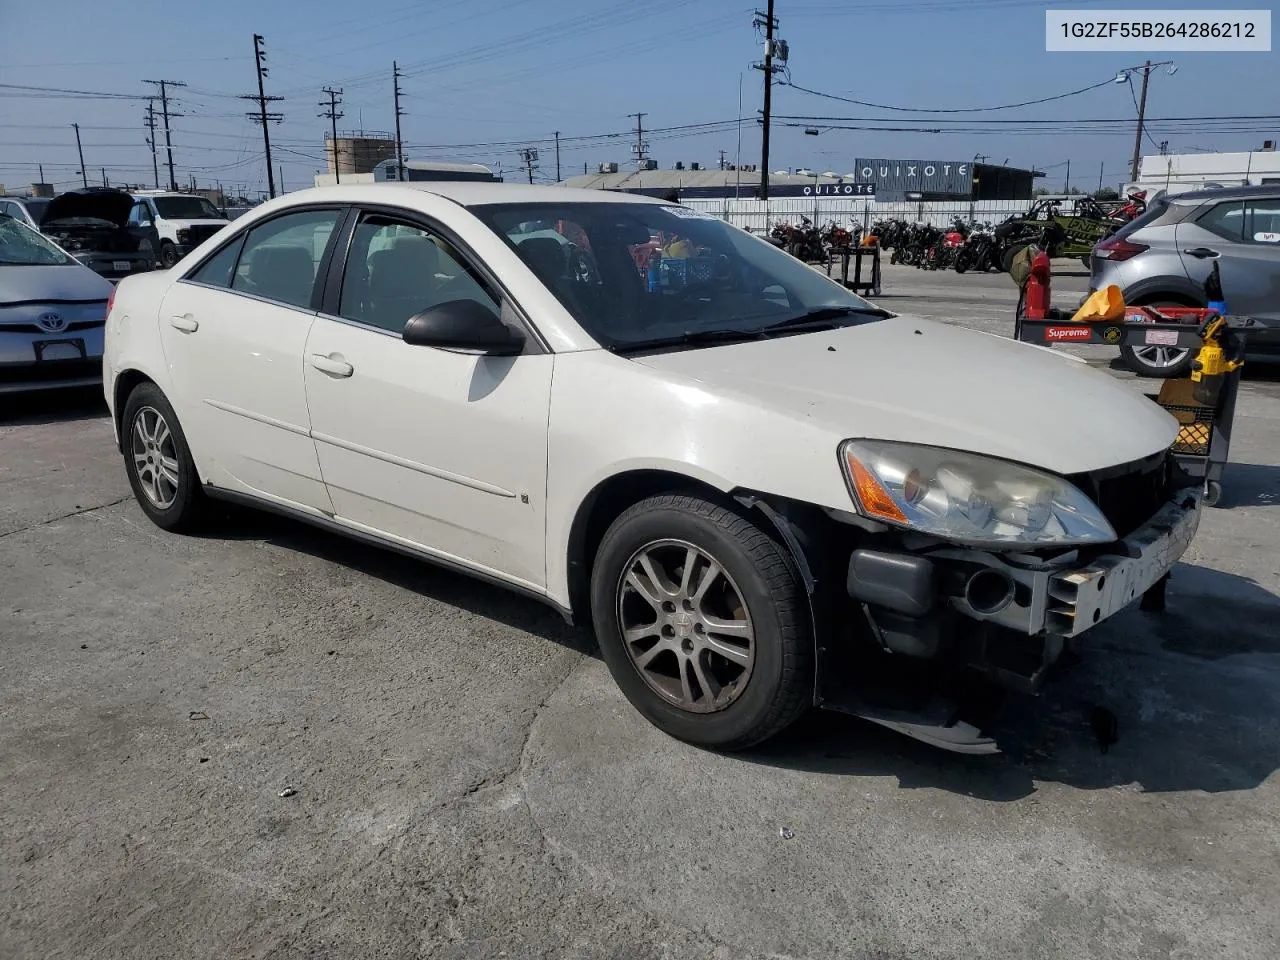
[[1, 0, 1276, 197]]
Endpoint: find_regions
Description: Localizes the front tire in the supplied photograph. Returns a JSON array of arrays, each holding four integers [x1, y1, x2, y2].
[[121, 382, 209, 532], [159, 241, 180, 269], [590, 494, 812, 750]]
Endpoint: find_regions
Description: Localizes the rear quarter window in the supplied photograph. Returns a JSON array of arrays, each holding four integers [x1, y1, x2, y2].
[[1196, 201, 1246, 242]]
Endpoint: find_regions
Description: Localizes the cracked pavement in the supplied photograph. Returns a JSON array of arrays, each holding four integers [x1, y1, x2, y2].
[[3, 265, 1280, 959]]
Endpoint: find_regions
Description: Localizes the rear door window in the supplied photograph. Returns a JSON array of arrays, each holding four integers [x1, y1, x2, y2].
[[230, 209, 341, 310]]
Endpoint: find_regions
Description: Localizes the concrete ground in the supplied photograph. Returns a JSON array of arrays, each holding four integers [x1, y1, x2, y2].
[[2, 264, 1279, 959]]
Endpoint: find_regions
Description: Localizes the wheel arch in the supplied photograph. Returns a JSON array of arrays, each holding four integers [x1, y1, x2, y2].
[[1122, 278, 1206, 307], [112, 368, 157, 451], [562, 468, 824, 629]]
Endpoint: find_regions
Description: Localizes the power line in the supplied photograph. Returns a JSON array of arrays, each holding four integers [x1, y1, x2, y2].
[[778, 75, 1117, 113], [0, 82, 149, 100]]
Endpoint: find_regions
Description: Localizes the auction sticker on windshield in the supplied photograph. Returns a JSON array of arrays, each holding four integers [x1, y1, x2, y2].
[[663, 206, 717, 220]]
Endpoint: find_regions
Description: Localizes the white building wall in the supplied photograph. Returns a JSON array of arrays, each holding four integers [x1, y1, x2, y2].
[[1130, 150, 1280, 196]]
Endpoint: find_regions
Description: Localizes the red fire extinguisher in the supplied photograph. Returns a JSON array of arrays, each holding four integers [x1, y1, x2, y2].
[[1021, 249, 1052, 320]]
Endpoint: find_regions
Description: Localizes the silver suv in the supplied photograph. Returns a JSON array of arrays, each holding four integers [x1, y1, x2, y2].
[[1090, 185, 1280, 377]]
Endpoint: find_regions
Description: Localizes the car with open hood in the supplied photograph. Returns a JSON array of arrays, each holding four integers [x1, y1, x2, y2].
[[40, 189, 156, 280], [102, 183, 1202, 754], [0, 211, 113, 393]]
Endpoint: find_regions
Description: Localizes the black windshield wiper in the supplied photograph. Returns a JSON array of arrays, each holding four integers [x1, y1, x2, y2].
[[759, 305, 894, 333], [610, 327, 766, 354]]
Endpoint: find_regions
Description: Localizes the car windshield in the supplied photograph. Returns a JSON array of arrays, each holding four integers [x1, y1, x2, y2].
[[473, 202, 887, 350], [24, 198, 50, 224], [153, 196, 223, 220], [0, 216, 74, 266]]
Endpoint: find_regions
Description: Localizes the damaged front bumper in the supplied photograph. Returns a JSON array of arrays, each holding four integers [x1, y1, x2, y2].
[[810, 486, 1201, 753]]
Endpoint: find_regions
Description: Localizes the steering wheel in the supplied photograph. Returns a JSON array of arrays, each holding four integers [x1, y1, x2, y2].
[[566, 243, 596, 284]]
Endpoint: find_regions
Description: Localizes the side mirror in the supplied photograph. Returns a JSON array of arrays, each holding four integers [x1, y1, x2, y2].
[[402, 299, 525, 356]]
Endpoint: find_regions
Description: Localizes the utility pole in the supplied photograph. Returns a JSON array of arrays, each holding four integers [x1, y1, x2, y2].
[[752, 2, 785, 201], [101, 167, 108, 187], [1098, 160, 1104, 192], [627, 112, 648, 171], [71, 123, 87, 188], [144, 101, 160, 189], [519, 147, 539, 184], [38, 163, 44, 184], [319, 86, 344, 183], [241, 35, 283, 198], [144, 79, 185, 191], [1064, 158, 1071, 193], [554, 131, 561, 182], [1129, 60, 1152, 183], [393, 61, 406, 180]]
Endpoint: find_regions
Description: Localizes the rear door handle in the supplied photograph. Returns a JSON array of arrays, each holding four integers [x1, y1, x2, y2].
[[309, 354, 354, 378], [1182, 247, 1220, 259], [168, 315, 198, 333]]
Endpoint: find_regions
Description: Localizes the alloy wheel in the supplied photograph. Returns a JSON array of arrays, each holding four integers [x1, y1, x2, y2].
[[616, 539, 756, 714], [1131, 344, 1192, 370], [131, 406, 180, 509]]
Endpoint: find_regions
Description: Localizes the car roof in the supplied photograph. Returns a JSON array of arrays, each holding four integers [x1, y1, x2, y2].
[[1164, 184, 1280, 204], [274, 181, 669, 209]]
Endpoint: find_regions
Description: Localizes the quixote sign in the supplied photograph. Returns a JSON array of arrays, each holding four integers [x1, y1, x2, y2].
[[854, 158, 975, 198], [770, 182, 875, 198]]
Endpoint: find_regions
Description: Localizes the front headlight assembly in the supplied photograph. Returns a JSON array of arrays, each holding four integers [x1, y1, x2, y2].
[[840, 439, 1116, 546]]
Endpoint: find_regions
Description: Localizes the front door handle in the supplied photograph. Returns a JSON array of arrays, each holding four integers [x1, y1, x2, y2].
[[309, 354, 354, 378], [1183, 247, 1220, 259], [169, 314, 198, 333]]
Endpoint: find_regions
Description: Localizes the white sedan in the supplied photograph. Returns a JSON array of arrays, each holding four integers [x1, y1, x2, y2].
[[104, 183, 1200, 753]]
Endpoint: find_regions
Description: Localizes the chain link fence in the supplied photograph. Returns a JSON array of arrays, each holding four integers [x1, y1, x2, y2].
[[679, 197, 1030, 233]]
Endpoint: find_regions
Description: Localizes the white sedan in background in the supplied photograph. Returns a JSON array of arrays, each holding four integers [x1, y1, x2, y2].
[[103, 183, 1198, 754]]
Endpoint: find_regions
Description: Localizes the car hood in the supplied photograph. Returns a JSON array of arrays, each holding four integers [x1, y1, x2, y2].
[[632, 316, 1178, 476], [0, 263, 112, 303], [42, 190, 133, 227]]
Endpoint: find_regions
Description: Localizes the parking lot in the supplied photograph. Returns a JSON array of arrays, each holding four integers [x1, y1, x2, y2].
[[3, 263, 1279, 959]]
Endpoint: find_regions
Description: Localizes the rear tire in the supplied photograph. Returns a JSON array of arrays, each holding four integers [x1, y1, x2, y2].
[[1118, 298, 1198, 378], [121, 382, 209, 532], [590, 494, 812, 751]]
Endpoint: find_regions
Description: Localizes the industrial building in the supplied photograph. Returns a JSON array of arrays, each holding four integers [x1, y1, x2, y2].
[[1129, 143, 1280, 196], [560, 158, 1040, 202], [313, 130, 397, 188]]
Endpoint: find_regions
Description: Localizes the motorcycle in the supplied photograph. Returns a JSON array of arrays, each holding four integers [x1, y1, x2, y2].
[[954, 222, 1002, 273]]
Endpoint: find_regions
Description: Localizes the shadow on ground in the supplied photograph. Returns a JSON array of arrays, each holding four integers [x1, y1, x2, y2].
[[201, 504, 1280, 802], [0, 387, 108, 426], [205, 505, 595, 658], [743, 558, 1280, 799]]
